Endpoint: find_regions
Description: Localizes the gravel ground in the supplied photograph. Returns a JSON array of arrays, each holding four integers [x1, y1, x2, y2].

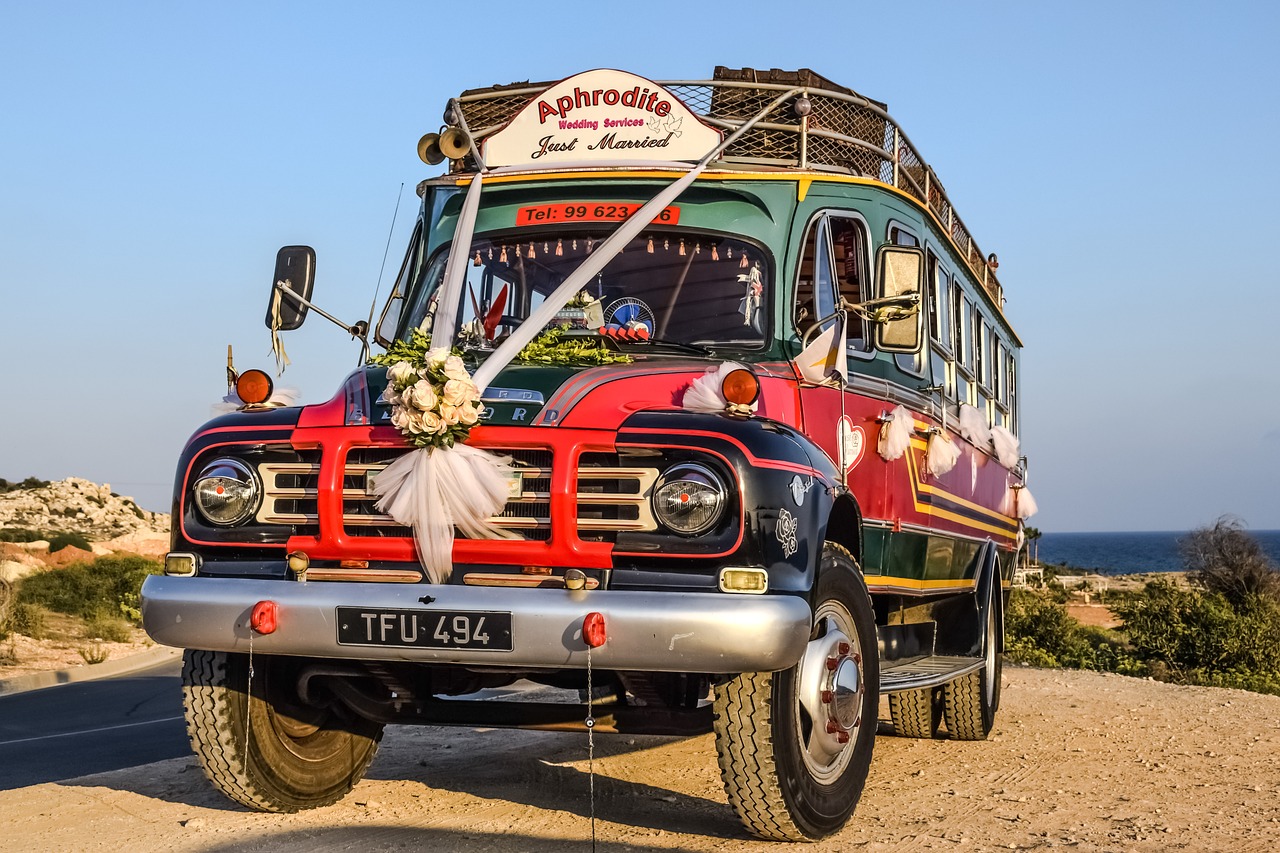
[[2, 665, 1278, 852]]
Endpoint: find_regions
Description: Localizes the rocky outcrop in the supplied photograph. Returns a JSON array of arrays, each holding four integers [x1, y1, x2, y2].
[[0, 478, 169, 539]]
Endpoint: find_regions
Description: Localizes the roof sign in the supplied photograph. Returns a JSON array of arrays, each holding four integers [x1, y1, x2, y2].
[[482, 69, 722, 168]]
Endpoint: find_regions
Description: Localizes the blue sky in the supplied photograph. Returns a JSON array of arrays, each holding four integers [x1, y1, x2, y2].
[[2, 1, 1277, 532]]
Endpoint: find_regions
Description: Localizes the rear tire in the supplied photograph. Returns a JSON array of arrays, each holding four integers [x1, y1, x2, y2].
[[713, 543, 879, 840], [182, 649, 384, 812], [942, 579, 1003, 740], [889, 687, 943, 738]]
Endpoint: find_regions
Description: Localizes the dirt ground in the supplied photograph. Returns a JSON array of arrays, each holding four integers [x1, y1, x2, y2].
[[0, 617, 154, 680], [3, 665, 1279, 852]]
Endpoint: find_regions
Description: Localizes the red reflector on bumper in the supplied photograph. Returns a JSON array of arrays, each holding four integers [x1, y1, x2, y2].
[[250, 600, 279, 634], [583, 611, 606, 648]]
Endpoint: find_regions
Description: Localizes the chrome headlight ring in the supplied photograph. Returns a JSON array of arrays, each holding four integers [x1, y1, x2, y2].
[[652, 462, 728, 536], [192, 457, 261, 526]]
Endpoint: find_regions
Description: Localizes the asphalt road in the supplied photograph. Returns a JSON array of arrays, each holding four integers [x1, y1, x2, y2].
[[0, 657, 188, 789]]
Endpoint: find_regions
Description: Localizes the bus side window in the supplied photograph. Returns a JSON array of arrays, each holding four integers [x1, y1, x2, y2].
[[830, 217, 869, 351], [793, 217, 836, 332], [928, 254, 955, 399]]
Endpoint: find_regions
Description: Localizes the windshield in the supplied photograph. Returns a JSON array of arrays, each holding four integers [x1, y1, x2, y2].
[[399, 229, 770, 352]]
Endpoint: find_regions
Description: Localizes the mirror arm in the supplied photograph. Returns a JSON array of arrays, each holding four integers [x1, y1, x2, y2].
[[274, 281, 370, 342]]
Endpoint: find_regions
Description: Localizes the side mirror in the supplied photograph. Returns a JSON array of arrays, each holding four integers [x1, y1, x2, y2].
[[265, 246, 316, 331], [873, 245, 924, 353]]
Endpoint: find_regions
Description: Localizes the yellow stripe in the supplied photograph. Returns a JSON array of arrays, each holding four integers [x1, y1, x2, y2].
[[866, 577, 977, 592], [903, 435, 1018, 537]]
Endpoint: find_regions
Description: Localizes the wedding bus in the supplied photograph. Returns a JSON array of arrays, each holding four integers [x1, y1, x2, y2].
[[143, 66, 1031, 841]]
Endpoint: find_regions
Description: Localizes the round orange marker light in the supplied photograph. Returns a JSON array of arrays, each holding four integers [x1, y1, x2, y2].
[[236, 369, 274, 405], [721, 368, 760, 407]]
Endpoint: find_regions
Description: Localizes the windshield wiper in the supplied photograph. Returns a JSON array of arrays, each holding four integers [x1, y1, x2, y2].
[[629, 337, 713, 356]]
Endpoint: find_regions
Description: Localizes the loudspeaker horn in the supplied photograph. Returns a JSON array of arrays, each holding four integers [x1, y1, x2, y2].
[[417, 133, 444, 165], [438, 126, 471, 160]]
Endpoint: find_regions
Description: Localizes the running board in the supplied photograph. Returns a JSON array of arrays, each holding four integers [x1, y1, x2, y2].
[[880, 655, 984, 693]]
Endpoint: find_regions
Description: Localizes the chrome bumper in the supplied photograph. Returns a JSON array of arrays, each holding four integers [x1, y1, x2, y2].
[[141, 576, 811, 674]]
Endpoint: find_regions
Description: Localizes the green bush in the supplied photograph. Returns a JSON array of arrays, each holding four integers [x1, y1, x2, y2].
[[1004, 588, 1143, 675], [0, 477, 50, 493], [3, 602, 50, 640], [16, 555, 162, 623], [1112, 579, 1280, 679], [47, 531, 93, 554], [0, 528, 46, 544], [82, 616, 133, 643]]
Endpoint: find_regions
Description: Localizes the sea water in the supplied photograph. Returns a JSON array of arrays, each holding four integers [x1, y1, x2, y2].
[[1036, 530, 1280, 575]]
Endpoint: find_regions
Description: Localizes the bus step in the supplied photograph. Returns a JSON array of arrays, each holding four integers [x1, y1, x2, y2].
[[879, 655, 984, 694]]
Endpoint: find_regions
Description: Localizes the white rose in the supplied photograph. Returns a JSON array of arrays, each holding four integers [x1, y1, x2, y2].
[[411, 379, 438, 411], [426, 347, 450, 370], [439, 403, 460, 426], [420, 411, 444, 434], [390, 407, 412, 432], [400, 384, 417, 410], [405, 412, 426, 434], [457, 403, 480, 425], [386, 361, 416, 387], [380, 384, 400, 405], [443, 355, 470, 381], [441, 378, 471, 407]]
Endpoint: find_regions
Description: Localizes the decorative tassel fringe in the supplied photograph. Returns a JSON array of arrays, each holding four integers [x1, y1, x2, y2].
[[990, 424, 1020, 469], [371, 444, 517, 583], [682, 362, 757, 414], [926, 431, 961, 477], [878, 405, 914, 461]]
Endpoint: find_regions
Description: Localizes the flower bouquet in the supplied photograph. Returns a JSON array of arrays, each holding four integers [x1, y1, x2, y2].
[[370, 345, 516, 583]]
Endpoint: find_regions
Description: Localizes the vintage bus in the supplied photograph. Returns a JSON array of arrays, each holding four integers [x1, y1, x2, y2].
[[142, 67, 1030, 841]]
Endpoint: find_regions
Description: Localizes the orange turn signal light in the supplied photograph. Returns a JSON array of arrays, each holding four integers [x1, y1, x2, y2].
[[722, 368, 760, 407], [236, 369, 274, 405]]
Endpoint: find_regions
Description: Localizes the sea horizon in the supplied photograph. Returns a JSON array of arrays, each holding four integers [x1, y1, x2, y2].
[[1035, 529, 1280, 575]]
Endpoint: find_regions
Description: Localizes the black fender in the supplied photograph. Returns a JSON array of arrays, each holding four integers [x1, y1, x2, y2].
[[932, 540, 1002, 658], [617, 410, 841, 595]]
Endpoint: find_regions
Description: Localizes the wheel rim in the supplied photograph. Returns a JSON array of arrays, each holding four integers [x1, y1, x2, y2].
[[794, 601, 866, 784], [983, 590, 999, 707]]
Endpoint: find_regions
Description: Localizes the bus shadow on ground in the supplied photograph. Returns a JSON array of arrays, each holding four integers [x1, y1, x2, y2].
[[193, 824, 696, 852]]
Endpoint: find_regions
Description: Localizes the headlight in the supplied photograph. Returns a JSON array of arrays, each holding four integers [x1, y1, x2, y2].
[[652, 462, 727, 536], [192, 458, 260, 526]]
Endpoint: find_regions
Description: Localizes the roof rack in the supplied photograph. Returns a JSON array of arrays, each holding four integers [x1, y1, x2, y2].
[[449, 67, 1003, 306]]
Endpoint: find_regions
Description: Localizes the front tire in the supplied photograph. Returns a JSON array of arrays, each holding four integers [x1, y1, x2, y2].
[[182, 649, 384, 812], [713, 543, 879, 841]]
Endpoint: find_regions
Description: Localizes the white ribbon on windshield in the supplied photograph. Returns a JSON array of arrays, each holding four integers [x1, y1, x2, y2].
[[429, 171, 486, 352], [469, 86, 802, 393], [472, 167, 706, 392]]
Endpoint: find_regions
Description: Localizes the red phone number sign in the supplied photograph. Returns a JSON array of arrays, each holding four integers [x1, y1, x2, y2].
[[515, 203, 681, 226]]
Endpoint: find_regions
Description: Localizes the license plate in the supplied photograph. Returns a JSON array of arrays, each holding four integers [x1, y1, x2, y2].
[[336, 607, 513, 651]]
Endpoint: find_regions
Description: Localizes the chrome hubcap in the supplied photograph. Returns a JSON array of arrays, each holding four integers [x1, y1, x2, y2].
[[796, 607, 864, 783]]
